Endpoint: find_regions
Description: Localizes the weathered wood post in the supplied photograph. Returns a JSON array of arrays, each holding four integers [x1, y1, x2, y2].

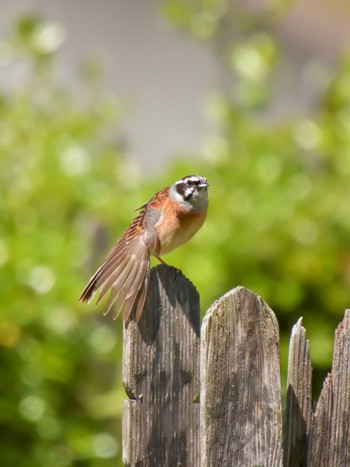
[[200, 286, 283, 467], [284, 318, 312, 467], [122, 265, 200, 466], [121, 266, 349, 466], [284, 310, 350, 467], [308, 309, 350, 466]]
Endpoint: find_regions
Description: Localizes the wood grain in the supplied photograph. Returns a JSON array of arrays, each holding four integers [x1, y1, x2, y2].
[[200, 286, 282, 467], [308, 309, 350, 467], [284, 318, 312, 467], [122, 264, 200, 467]]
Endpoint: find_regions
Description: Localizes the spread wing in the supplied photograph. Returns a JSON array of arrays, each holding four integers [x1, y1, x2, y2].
[[79, 208, 151, 322]]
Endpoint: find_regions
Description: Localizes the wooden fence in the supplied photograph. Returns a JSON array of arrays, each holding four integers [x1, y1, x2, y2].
[[122, 265, 350, 467]]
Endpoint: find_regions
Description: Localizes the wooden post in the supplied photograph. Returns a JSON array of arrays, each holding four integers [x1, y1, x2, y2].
[[122, 265, 200, 467], [284, 318, 312, 467], [200, 286, 283, 467], [308, 309, 350, 466], [121, 274, 349, 466]]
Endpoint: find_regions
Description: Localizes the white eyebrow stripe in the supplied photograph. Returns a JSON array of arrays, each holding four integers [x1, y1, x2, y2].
[[177, 176, 201, 184]]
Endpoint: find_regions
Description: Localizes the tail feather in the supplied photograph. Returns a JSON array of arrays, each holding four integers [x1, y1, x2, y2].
[[123, 257, 150, 322], [85, 245, 129, 297], [96, 256, 131, 305], [79, 267, 102, 303], [79, 220, 151, 320], [134, 266, 150, 322], [109, 260, 141, 319]]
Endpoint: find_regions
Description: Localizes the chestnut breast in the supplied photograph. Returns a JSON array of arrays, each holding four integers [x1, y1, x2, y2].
[[153, 197, 207, 256]]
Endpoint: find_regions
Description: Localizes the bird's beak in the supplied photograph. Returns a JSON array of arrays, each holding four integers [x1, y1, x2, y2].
[[198, 181, 209, 189]]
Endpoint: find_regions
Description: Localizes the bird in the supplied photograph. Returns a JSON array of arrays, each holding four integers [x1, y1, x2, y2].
[[79, 175, 209, 322]]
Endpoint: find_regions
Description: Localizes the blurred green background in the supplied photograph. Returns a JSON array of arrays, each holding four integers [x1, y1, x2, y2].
[[0, 1, 349, 466]]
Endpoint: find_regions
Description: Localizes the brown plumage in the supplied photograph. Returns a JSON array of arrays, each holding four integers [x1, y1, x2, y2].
[[79, 175, 209, 322]]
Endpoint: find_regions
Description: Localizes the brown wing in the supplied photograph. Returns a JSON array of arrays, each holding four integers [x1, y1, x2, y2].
[[134, 186, 169, 212], [80, 207, 153, 321]]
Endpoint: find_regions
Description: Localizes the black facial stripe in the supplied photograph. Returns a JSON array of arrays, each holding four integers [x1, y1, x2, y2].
[[175, 181, 194, 201], [175, 181, 188, 197], [184, 190, 193, 201]]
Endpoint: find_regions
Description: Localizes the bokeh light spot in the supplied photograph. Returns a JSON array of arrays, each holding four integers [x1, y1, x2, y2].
[[294, 120, 321, 150], [27, 266, 56, 294], [32, 22, 66, 53], [43, 307, 77, 335], [92, 433, 119, 458], [89, 325, 117, 354], [19, 395, 45, 421], [60, 145, 91, 176]]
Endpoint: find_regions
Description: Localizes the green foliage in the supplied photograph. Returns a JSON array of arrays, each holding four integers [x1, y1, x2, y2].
[[162, 0, 350, 391], [0, 16, 131, 467], [1, 8, 349, 467]]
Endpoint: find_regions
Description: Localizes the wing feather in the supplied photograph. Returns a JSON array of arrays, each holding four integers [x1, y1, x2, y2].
[[79, 207, 153, 320], [96, 256, 131, 305], [123, 254, 149, 322], [134, 266, 150, 322]]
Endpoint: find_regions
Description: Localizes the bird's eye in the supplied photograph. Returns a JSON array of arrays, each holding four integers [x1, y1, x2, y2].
[[187, 180, 193, 186]]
